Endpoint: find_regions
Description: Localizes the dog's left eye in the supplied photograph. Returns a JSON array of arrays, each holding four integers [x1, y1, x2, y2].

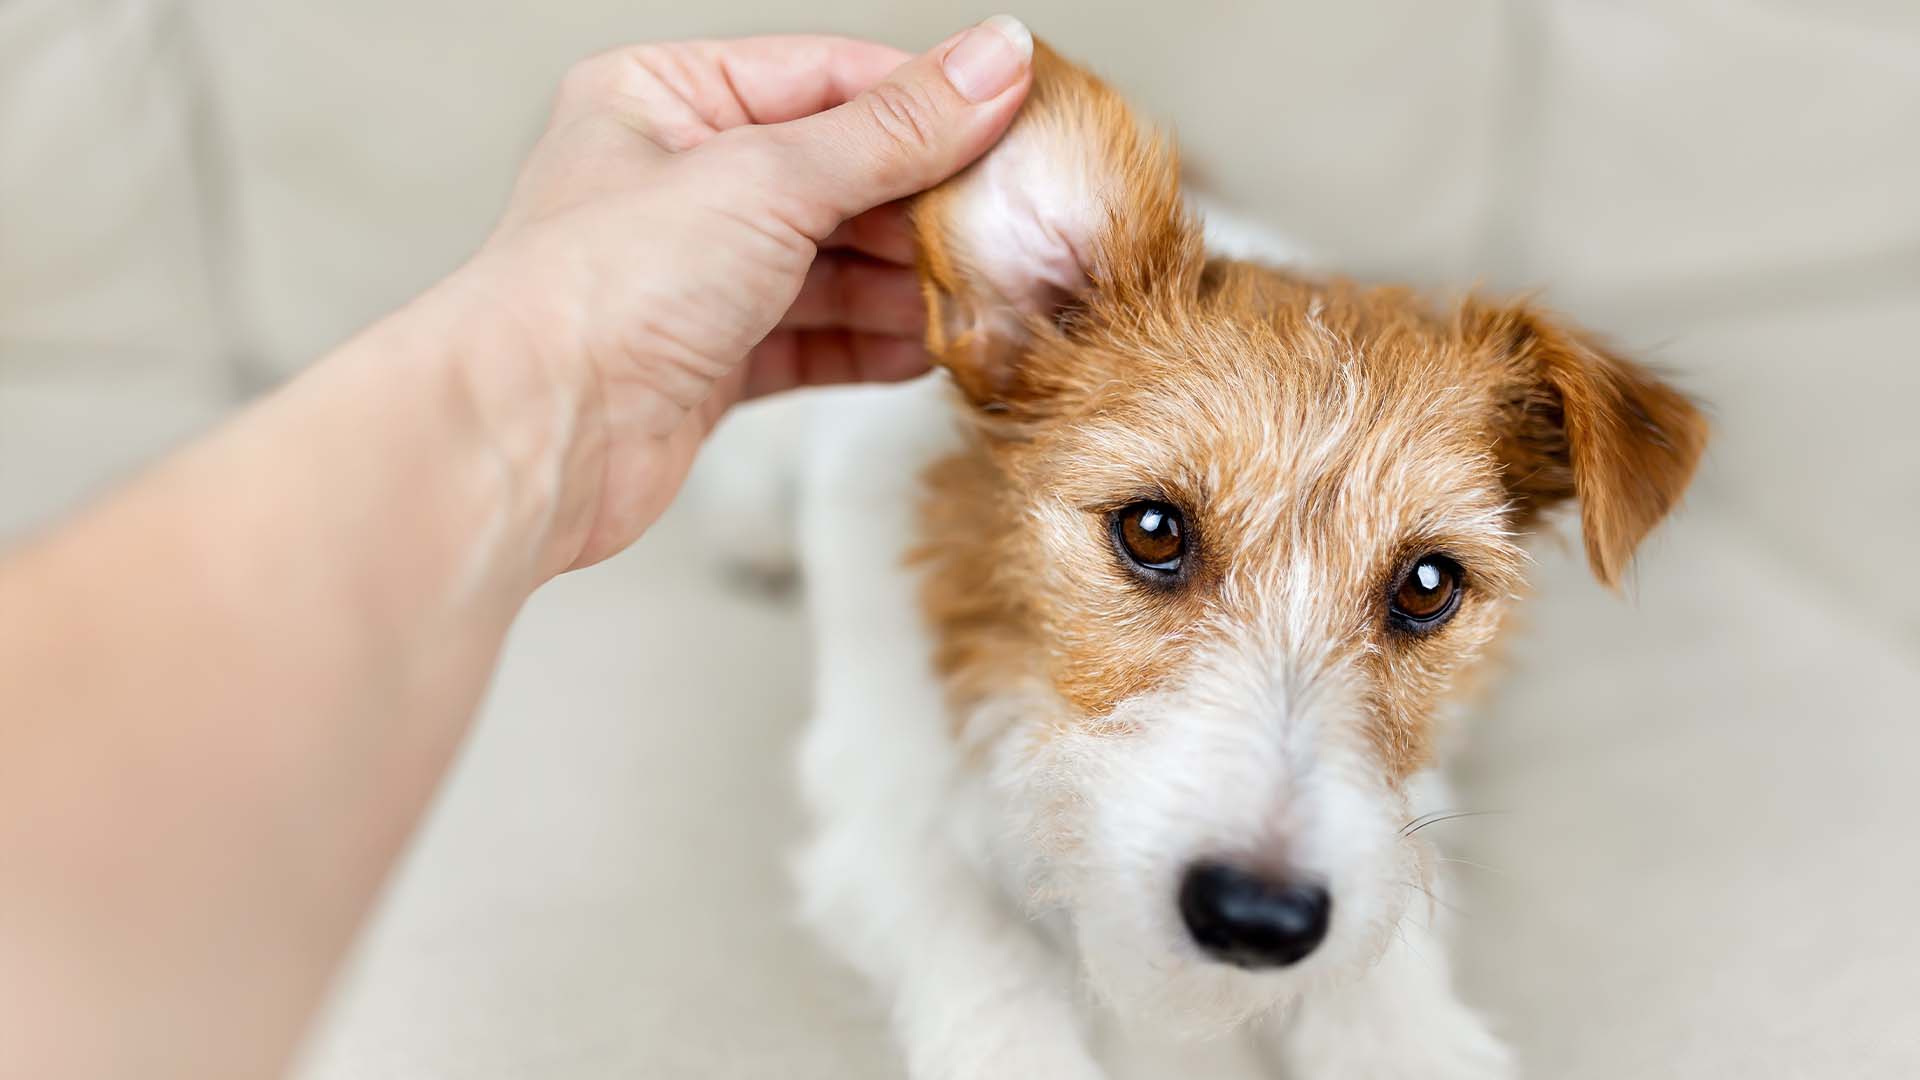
[[1113, 501, 1186, 576], [1389, 554, 1463, 631]]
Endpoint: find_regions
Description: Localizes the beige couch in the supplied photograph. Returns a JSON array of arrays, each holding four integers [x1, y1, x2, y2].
[[4, 2, 1917, 1076]]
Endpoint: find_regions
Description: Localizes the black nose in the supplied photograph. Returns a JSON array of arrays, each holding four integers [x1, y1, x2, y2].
[[1179, 861, 1331, 968]]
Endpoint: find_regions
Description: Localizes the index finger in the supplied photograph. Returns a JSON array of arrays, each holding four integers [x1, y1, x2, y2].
[[703, 35, 910, 122], [576, 35, 911, 138]]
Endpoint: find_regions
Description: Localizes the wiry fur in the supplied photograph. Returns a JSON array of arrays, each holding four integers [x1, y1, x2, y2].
[[758, 41, 1708, 1079]]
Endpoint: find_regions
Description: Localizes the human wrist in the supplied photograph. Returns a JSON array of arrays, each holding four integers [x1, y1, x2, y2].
[[448, 214, 777, 574], [392, 257, 610, 587]]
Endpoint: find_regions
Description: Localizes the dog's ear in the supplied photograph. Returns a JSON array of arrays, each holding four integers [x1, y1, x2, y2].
[[911, 41, 1200, 414], [1465, 300, 1709, 588]]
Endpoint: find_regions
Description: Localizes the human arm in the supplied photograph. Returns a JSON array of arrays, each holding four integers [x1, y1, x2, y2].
[[0, 22, 1032, 1080]]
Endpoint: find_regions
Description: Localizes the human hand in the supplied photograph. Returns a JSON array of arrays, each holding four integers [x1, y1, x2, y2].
[[440, 20, 1034, 575]]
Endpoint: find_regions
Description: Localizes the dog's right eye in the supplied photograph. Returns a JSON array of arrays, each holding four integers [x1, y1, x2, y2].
[[1113, 501, 1187, 577]]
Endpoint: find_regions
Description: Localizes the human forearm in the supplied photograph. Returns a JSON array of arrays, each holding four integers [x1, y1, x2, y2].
[[0, 273, 584, 1079]]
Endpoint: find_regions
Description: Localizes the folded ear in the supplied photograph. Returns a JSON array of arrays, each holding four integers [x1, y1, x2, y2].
[[911, 41, 1201, 412], [1466, 300, 1709, 587]]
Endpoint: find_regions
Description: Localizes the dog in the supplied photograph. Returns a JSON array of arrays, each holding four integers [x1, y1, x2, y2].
[[701, 40, 1706, 1079]]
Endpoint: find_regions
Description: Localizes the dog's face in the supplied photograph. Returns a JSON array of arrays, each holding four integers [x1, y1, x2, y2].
[[912, 45, 1706, 1028]]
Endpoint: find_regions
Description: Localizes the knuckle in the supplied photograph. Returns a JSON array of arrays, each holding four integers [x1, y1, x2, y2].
[[557, 55, 619, 105], [861, 80, 943, 158], [560, 46, 673, 109], [555, 57, 651, 128]]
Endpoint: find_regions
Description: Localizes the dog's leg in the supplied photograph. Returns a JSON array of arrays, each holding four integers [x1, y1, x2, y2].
[[791, 378, 1107, 1079], [798, 830, 1106, 1080], [681, 392, 816, 588], [1262, 915, 1513, 1080]]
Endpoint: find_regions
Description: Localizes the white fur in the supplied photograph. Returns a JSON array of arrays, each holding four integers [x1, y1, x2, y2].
[[694, 211, 1512, 1079]]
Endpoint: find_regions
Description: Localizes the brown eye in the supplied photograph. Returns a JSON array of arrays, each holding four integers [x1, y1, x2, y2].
[[1114, 501, 1186, 576], [1390, 554, 1463, 630]]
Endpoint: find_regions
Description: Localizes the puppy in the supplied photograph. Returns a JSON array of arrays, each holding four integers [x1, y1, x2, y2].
[[768, 41, 1706, 1079]]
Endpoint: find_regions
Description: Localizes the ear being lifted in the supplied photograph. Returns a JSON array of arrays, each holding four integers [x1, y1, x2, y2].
[[911, 41, 1200, 410], [1468, 300, 1709, 588]]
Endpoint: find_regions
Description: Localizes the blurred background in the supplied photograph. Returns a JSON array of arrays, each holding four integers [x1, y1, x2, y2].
[[2, 1, 1917, 1077]]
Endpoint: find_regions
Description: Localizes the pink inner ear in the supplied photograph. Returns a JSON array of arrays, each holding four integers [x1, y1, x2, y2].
[[944, 121, 1110, 330]]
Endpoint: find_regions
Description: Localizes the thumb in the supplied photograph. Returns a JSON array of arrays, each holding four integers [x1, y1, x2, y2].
[[759, 16, 1034, 231]]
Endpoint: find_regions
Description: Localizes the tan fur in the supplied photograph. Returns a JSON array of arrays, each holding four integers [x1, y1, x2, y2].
[[909, 43, 1705, 782], [1461, 300, 1711, 585]]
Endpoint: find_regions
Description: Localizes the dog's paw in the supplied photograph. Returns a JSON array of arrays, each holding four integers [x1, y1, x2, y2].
[[1415, 1021, 1515, 1080], [1279, 1012, 1514, 1080], [708, 524, 801, 597], [913, 1044, 1109, 1080], [682, 396, 811, 592]]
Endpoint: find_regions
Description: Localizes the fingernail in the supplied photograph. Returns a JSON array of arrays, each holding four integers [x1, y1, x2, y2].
[[942, 15, 1033, 103]]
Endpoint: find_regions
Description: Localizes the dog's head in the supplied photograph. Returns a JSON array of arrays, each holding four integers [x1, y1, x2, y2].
[[910, 44, 1706, 1028]]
